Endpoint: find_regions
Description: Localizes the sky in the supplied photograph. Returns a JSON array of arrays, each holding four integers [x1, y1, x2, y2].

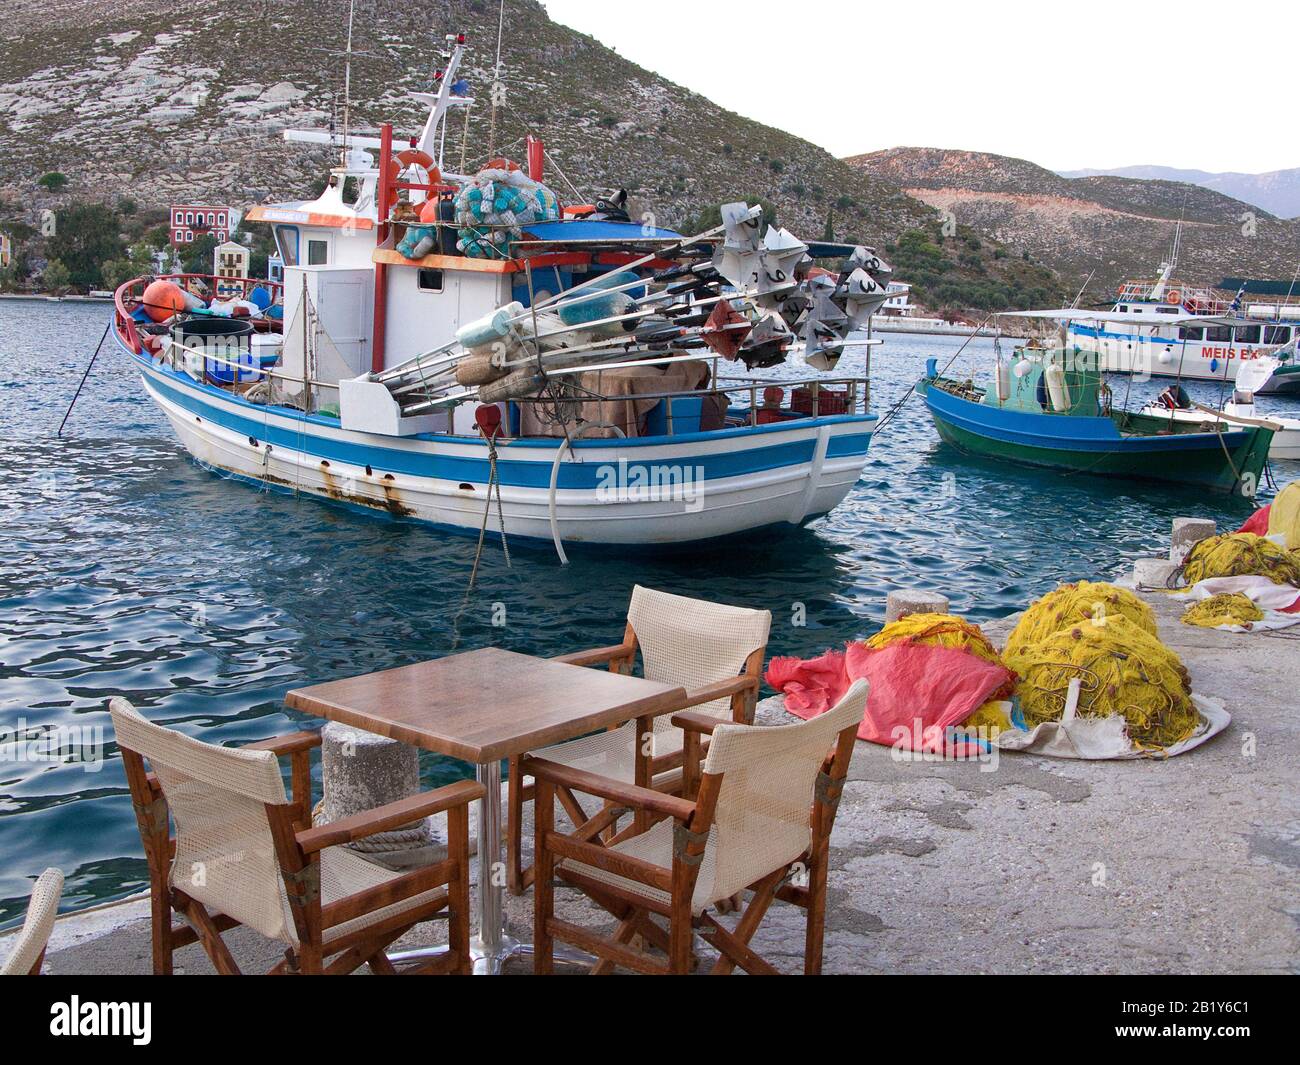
[[537, 0, 1297, 175]]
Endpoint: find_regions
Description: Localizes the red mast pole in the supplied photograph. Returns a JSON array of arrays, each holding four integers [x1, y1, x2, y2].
[[371, 122, 393, 374]]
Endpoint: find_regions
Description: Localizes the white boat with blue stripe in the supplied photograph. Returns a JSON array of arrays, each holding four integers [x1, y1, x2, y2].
[[111, 35, 887, 549]]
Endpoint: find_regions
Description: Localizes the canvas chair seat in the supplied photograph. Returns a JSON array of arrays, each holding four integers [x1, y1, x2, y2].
[[558, 811, 812, 917], [302, 846, 449, 947], [530, 720, 684, 788]]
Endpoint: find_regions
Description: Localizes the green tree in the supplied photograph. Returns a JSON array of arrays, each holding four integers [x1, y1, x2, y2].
[[38, 172, 68, 193], [180, 233, 219, 274], [42, 258, 71, 293], [99, 259, 135, 291], [45, 203, 125, 288], [821, 210, 836, 243]]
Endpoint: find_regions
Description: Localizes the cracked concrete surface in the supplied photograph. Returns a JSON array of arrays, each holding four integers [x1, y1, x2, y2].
[[19, 588, 1298, 975]]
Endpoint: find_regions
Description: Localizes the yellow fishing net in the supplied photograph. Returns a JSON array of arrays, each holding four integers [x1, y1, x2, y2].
[[1012, 616, 1197, 751], [1004, 580, 1158, 661], [1181, 532, 1300, 587], [864, 612, 1005, 666], [1267, 482, 1300, 551], [1181, 593, 1265, 629], [961, 700, 1013, 736]]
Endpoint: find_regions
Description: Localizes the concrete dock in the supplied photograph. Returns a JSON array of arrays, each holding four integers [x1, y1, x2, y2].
[[14, 586, 1297, 975]]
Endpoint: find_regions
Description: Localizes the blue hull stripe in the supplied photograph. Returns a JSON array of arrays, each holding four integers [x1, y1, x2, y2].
[[923, 382, 1255, 454], [129, 344, 874, 488]]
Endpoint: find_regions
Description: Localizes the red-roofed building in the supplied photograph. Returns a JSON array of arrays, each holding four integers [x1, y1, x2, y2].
[[170, 205, 240, 245]]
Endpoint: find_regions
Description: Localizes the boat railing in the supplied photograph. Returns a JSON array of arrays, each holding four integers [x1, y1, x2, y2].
[[507, 373, 871, 435], [114, 273, 284, 355]]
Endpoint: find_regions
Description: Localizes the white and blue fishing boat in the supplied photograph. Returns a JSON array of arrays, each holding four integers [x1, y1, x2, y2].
[[1050, 230, 1300, 393], [110, 34, 893, 549]]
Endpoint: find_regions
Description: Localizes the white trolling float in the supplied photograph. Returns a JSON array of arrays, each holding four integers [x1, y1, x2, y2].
[[109, 30, 893, 551]]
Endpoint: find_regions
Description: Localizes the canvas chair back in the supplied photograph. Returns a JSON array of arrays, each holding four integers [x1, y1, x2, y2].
[[701, 679, 867, 903], [0, 867, 63, 975], [109, 699, 291, 942], [627, 585, 771, 737]]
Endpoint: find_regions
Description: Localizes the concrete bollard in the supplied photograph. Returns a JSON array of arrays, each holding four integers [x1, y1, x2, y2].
[[316, 722, 445, 871], [1170, 517, 1216, 564], [885, 589, 950, 624], [1133, 557, 1180, 590]]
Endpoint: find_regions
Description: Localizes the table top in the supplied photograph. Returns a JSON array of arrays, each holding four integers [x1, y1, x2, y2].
[[284, 646, 687, 764]]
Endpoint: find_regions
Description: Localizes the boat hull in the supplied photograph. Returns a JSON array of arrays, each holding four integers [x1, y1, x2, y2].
[[919, 377, 1272, 496], [1135, 405, 1300, 462], [1068, 323, 1300, 393], [125, 340, 874, 545]]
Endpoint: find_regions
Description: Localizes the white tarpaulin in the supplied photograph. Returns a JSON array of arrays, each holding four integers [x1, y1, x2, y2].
[[994, 694, 1230, 760]]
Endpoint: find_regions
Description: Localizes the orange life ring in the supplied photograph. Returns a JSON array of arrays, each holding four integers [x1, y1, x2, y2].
[[386, 149, 440, 189], [1165, 288, 1182, 306]]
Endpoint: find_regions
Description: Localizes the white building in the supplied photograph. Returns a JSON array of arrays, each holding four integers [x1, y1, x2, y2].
[[213, 240, 250, 299], [881, 281, 912, 316]]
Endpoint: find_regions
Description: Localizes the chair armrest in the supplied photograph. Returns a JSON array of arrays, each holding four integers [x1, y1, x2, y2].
[[678, 675, 757, 710], [552, 642, 636, 668], [670, 710, 724, 736], [295, 779, 485, 854], [521, 756, 696, 823], [242, 730, 323, 757]]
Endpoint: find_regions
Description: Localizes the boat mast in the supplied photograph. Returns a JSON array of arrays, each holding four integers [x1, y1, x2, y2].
[[1150, 220, 1181, 302]]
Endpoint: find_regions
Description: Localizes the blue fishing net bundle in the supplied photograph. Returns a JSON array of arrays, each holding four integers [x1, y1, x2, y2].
[[454, 168, 560, 258]]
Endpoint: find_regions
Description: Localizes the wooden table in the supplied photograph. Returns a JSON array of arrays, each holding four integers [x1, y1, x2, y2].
[[286, 646, 686, 974]]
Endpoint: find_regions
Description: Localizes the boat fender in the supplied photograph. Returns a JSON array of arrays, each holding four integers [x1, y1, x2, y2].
[[1210, 358, 1219, 374], [1013, 357, 1033, 378], [1044, 362, 1071, 411], [1157, 347, 1174, 366], [478, 368, 544, 403], [455, 353, 508, 387], [140, 280, 189, 323], [558, 291, 636, 336], [994, 354, 1011, 402], [456, 302, 525, 350]]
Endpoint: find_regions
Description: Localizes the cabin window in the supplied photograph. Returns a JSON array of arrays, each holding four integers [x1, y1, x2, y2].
[[1206, 326, 1232, 343], [1178, 326, 1204, 341], [418, 268, 444, 292], [1264, 325, 1292, 344], [307, 239, 329, 266], [1156, 306, 1179, 314], [1233, 325, 1261, 344], [1118, 305, 1128, 312], [274, 225, 300, 267]]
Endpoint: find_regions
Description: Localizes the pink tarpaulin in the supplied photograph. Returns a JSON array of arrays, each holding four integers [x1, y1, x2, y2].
[[765, 649, 847, 716], [1237, 506, 1271, 536], [769, 642, 1015, 752]]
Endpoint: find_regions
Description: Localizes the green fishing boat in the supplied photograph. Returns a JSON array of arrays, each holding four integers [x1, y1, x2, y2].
[[917, 345, 1273, 497]]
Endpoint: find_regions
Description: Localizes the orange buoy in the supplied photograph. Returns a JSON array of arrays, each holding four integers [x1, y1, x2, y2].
[[141, 280, 188, 323], [418, 198, 442, 224]]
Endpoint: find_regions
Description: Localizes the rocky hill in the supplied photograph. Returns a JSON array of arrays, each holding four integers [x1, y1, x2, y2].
[[848, 147, 1300, 300], [1060, 165, 1300, 221], [0, 0, 933, 245], [0, 0, 1069, 310]]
